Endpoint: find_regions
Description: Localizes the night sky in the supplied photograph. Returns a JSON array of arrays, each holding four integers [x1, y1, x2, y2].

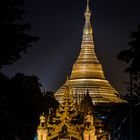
[[2, 0, 140, 95]]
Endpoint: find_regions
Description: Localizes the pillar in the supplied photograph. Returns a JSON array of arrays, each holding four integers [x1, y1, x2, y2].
[[84, 131, 89, 140], [43, 130, 48, 140], [89, 131, 96, 140], [37, 130, 42, 140]]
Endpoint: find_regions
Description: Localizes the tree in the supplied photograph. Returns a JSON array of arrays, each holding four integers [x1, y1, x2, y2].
[[0, 73, 59, 140], [0, 0, 39, 69], [9, 73, 42, 99], [118, 25, 140, 96], [0, 73, 43, 140], [118, 25, 140, 140]]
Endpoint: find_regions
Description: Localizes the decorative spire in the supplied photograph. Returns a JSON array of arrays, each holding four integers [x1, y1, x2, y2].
[[69, 0, 102, 81], [86, 0, 90, 12], [67, 75, 69, 81], [65, 75, 69, 86], [83, 0, 92, 35]]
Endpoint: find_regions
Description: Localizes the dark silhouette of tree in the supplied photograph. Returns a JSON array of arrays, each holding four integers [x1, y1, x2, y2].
[[118, 25, 140, 96], [8, 73, 42, 99], [0, 73, 58, 140], [0, 0, 39, 69], [0, 73, 42, 140], [118, 25, 140, 140], [0, 1, 58, 139], [0, 73, 10, 99], [44, 91, 59, 112]]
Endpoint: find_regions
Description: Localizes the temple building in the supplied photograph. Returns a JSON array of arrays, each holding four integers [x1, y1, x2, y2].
[[54, 0, 125, 104], [37, 85, 109, 140], [37, 0, 126, 140]]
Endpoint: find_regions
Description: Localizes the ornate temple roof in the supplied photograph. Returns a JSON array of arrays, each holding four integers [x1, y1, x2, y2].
[[55, 0, 126, 104], [37, 86, 108, 140]]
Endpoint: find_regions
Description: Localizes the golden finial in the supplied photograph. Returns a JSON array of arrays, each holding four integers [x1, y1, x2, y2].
[[66, 75, 69, 81], [85, 0, 91, 17], [86, 0, 90, 11], [65, 75, 69, 86], [83, 0, 92, 35], [40, 112, 46, 124]]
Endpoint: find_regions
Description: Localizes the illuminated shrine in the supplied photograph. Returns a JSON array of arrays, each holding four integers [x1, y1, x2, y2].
[[54, 0, 125, 104], [37, 85, 109, 140], [37, 0, 126, 140]]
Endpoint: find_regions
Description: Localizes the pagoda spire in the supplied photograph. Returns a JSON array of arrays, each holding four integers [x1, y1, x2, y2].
[[86, 0, 90, 10], [83, 0, 92, 36], [70, 0, 102, 80]]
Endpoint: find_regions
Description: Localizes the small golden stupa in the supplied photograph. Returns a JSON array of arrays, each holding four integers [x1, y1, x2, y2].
[[55, 0, 125, 104]]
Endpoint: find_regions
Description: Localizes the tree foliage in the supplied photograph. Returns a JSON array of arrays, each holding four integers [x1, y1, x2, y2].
[[0, 0, 39, 69], [118, 25, 140, 95], [0, 73, 58, 140], [8, 73, 42, 99]]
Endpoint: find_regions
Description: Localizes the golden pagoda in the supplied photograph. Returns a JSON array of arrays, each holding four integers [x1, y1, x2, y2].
[[37, 1, 127, 139], [55, 0, 125, 104]]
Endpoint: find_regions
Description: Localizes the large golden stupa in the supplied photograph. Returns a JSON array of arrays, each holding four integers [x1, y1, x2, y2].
[[55, 0, 125, 104], [37, 1, 126, 140]]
